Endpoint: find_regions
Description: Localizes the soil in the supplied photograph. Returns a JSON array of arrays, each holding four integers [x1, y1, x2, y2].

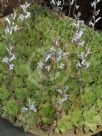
[[0, 118, 34, 136]]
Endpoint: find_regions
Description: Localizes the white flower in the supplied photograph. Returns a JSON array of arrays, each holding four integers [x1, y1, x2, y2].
[[4, 25, 18, 35], [45, 53, 52, 62], [13, 25, 18, 32], [59, 94, 68, 104], [20, 107, 28, 113], [64, 86, 69, 92], [63, 94, 68, 100], [76, 58, 90, 69], [89, 21, 94, 27], [57, 0, 61, 6], [95, 9, 100, 16], [50, 0, 56, 5], [5, 17, 11, 25], [6, 46, 13, 54], [45, 65, 51, 71], [56, 89, 62, 95], [50, 47, 56, 52], [91, 0, 100, 8], [59, 63, 64, 69], [76, 61, 81, 69], [11, 11, 17, 20], [20, 99, 37, 113], [56, 51, 62, 61], [70, 0, 74, 5], [19, 12, 31, 20], [25, 12, 31, 19], [72, 29, 84, 43], [19, 14, 25, 21], [78, 41, 85, 47], [20, 2, 30, 13], [9, 54, 16, 62], [82, 61, 90, 69], [95, 17, 101, 23], [19, 2, 31, 21], [37, 61, 44, 69], [91, 1, 97, 8], [4, 26, 13, 35], [97, 0, 100, 2], [80, 49, 91, 58], [2, 57, 9, 64], [75, 5, 80, 10]]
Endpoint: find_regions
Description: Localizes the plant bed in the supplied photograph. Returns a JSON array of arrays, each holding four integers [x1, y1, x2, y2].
[[0, 3, 102, 136]]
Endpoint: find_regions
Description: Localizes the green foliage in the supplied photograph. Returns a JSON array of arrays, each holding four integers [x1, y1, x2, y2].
[[70, 109, 82, 127], [0, 86, 10, 100], [57, 114, 73, 133], [0, 42, 6, 56], [0, 3, 102, 135], [14, 88, 28, 100], [3, 99, 19, 116]]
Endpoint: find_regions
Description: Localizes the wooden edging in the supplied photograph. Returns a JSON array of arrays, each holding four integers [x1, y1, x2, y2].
[[28, 126, 102, 136]]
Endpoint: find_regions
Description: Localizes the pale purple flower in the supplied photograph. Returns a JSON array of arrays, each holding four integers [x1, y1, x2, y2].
[[28, 103, 36, 112], [59, 94, 68, 104], [27, 99, 37, 112], [9, 64, 14, 70], [56, 51, 62, 61]]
